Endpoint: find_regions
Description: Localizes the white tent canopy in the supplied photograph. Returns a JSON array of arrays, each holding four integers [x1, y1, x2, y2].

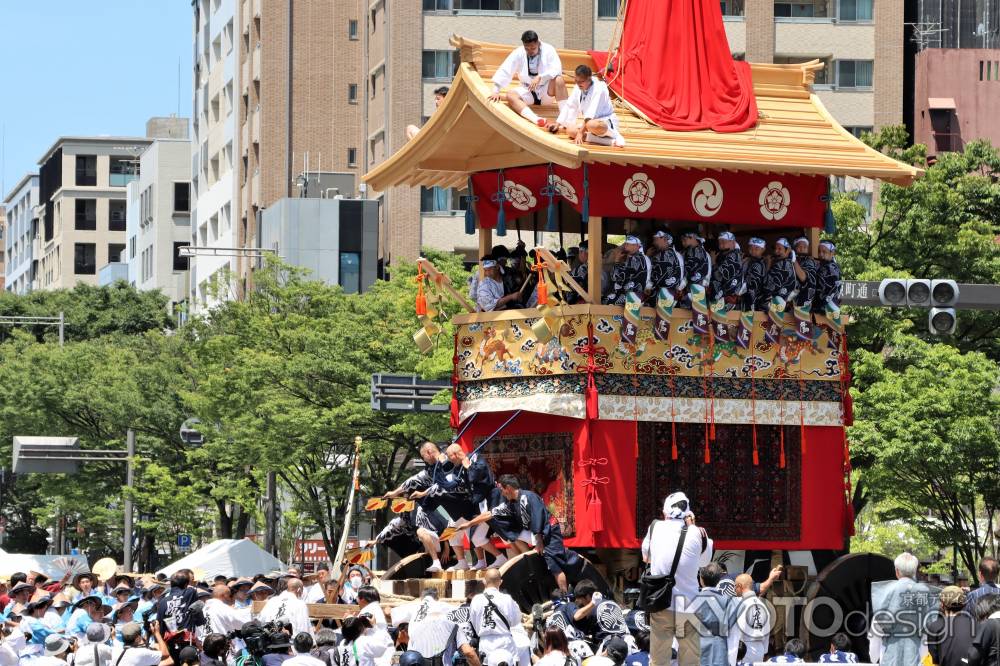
[[157, 539, 284, 579]]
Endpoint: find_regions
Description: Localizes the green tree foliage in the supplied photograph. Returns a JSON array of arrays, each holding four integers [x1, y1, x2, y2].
[[835, 129, 1000, 572]]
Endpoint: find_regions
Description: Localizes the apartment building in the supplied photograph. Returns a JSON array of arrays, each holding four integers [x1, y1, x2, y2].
[[191, 0, 240, 311], [125, 125, 192, 310], [362, 0, 901, 260], [3, 174, 38, 294], [33, 136, 151, 290]]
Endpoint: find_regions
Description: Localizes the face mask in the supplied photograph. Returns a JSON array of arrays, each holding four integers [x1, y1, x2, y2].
[[349, 577, 362, 587]]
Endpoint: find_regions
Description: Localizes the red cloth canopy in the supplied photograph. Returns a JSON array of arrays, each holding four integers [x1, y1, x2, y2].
[[590, 0, 758, 133]]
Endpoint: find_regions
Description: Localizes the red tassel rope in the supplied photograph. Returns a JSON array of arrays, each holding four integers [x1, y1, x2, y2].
[[415, 265, 428, 316], [749, 315, 758, 465], [449, 333, 461, 429], [780, 428, 786, 469], [668, 363, 679, 460], [708, 326, 716, 441], [534, 261, 549, 305], [704, 436, 711, 464]]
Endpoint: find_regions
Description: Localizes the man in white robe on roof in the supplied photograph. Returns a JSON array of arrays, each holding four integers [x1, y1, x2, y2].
[[549, 64, 625, 147], [488, 30, 568, 128]]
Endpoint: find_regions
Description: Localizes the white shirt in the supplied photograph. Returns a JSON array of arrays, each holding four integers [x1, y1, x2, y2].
[[0, 632, 26, 666], [73, 643, 114, 666], [470, 588, 521, 640], [536, 651, 576, 666], [728, 591, 771, 665], [556, 78, 617, 126], [491, 42, 563, 93], [641, 519, 713, 606], [284, 654, 327, 666], [29, 657, 69, 666], [258, 591, 313, 637], [203, 598, 249, 636], [303, 583, 326, 605], [333, 635, 390, 666], [109, 646, 164, 666], [476, 277, 506, 312], [357, 601, 388, 631]]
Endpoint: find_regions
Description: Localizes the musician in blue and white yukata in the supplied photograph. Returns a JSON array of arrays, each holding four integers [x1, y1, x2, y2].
[[489, 31, 568, 128], [549, 64, 625, 147]]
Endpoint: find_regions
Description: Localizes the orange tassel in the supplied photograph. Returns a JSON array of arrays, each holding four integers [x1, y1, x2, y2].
[[779, 429, 786, 469], [415, 266, 428, 316], [671, 420, 678, 460], [752, 427, 759, 466], [704, 435, 711, 464], [537, 276, 548, 305], [671, 439, 678, 460]]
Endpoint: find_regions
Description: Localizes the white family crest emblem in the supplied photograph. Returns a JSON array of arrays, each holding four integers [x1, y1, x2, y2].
[[548, 175, 579, 204], [759, 181, 791, 220], [503, 180, 537, 211], [623, 172, 655, 213], [691, 178, 724, 217]]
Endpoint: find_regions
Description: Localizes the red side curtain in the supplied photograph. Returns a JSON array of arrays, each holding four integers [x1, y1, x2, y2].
[[590, 0, 758, 133]]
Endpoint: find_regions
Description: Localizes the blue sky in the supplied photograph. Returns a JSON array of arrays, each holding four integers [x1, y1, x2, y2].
[[0, 1, 192, 197]]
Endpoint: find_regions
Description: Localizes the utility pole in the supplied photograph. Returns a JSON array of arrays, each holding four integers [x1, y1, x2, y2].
[[264, 470, 277, 556], [123, 429, 135, 571]]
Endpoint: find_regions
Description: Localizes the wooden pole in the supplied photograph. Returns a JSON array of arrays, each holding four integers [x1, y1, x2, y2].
[[333, 436, 363, 574], [587, 216, 603, 303]]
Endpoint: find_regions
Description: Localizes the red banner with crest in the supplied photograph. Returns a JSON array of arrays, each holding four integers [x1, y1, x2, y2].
[[469, 164, 828, 230]]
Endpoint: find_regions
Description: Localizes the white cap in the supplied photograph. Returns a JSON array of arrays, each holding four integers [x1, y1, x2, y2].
[[482, 259, 497, 269], [624, 235, 642, 246], [775, 238, 791, 248], [819, 240, 836, 252], [653, 230, 672, 242], [718, 231, 736, 242], [749, 237, 766, 248], [793, 236, 809, 248]]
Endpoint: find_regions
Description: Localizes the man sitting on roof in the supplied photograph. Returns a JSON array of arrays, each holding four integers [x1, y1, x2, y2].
[[548, 65, 625, 147], [488, 30, 568, 128], [406, 86, 449, 141]]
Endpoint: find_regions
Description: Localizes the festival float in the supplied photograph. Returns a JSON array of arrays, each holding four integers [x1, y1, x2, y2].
[[362, 0, 920, 637]]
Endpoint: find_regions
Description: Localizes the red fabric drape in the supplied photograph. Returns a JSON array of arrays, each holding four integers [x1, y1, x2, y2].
[[590, 0, 758, 133], [458, 412, 847, 550]]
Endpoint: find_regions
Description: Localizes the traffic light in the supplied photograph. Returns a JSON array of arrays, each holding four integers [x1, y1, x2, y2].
[[929, 280, 959, 335], [878, 278, 960, 335]]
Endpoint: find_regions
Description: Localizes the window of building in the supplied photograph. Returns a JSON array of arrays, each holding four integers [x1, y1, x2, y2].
[[453, 0, 517, 9], [837, 0, 872, 21], [774, 1, 816, 17], [597, 0, 619, 17], [720, 0, 745, 16], [110, 200, 127, 231], [129, 236, 136, 259], [74, 243, 96, 275], [844, 126, 873, 139], [348, 83, 358, 103], [339, 252, 361, 294], [423, 0, 449, 9], [173, 242, 190, 271], [75, 199, 97, 231], [75, 155, 97, 186], [420, 186, 467, 213], [348, 19, 359, 39], [109, 157, 139, 187], [522, 0, 559, 13], [422, 50, 460, 80], [835, 59, 873, 89], [174, 182, 191, 213], [108, 243, 126, 263], [347, 148, 358, 167]]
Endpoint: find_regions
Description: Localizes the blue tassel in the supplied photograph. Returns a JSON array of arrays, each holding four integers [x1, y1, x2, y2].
[[491, 170, 508, 236], [464, 178, 478, 235], [581, 163, 590, 222], [542, 164, 557, 231], [822, 184, 836, 234]]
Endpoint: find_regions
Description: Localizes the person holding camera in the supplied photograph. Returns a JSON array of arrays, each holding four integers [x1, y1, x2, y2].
[[640, 492, 713, 666], [111, 621, 173, 666]]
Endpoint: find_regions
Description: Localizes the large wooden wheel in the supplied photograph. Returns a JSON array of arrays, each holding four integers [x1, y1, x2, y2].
[[798, 552, 896, 662]]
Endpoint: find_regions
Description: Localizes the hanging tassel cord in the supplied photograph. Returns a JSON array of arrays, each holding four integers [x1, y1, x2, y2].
[[415, 264, 428, 316]]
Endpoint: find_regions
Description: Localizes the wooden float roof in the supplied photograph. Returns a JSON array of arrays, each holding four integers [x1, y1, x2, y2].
[[363, 36, 921, 192]]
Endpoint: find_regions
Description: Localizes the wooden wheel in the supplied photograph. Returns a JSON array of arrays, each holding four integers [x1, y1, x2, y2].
[[798, 552, 896, 662]]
